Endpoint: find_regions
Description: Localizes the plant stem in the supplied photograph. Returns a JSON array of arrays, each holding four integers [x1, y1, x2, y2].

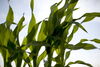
[[33, 56, 37, 67]]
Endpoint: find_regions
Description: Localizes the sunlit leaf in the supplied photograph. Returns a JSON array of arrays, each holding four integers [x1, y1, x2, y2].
[[6, 5, 14, 28], [37, 51, 47, 66], [27, 22, 40, 43], [38, 21, 47, 41], [65, 0, 78, 22], [0, 24, 10, 46], [28, 13, 36, 33], [14, 15, 25, 37]]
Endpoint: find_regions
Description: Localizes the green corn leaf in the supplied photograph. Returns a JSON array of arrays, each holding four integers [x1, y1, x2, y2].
[[44, 60, 48, 67], [38, 21, 47, 41], [30, 0, 34, 12], [6, 6, 14, 22], [65, 11, 73, 22], [91, 39, 100, 43], [6, 5, 15, 28], [66, 60, 93, 67], [82, 43, 96, 50], [56, 47, 61, 55], [75, 43, 96, 50], [83, 16, 95, 22], [47, 0, 63, 35], [0, 24, 11, 46], [28, 13, 36, 33], [53, 0, 69, 25], [54, 64, 63, 67], [14, 15, 25, 37], [80, 39, 88, 42], [65, 0, 78, 22], [27, 22, 40, 43], [65, 43, 96, 50], [67, 32, 73, 43], [24, 57, 32, 64], [27, 41, 50, 47], [37, 51, 47, 66], [82, 12, 100, 22], [67, 25, 78, 42], [52, 55, 61, 64], [47, 3, 58, 35], [74, 22, 87, 33], [65, 51, 71, 61], [74, 8, 79, 11]]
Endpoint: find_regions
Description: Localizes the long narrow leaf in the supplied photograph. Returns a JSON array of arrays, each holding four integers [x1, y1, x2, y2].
[[30, 0, 34, 12], [6, 5, 14, 28], [13, 15, 25, 37], [74, 22, 87, 33], [28, 13, 36, 33], [38, 21, 47, 41], [66, 60, 93, 67], [91, 39, 100, 43], [37, 51, 47, 66]]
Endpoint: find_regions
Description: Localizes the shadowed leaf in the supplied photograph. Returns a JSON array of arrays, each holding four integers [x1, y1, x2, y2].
[[91, 39, 100, 43], [74, 22, 87, 33], [82, 12, 100, 22], [66, 60, 93, 67], [80, 39, 88, 42], [30, 0, 34, 12], [65, 51, 71, 61]]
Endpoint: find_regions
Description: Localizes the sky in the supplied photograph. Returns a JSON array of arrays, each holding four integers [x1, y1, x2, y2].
[[0, 0, 100, 67]]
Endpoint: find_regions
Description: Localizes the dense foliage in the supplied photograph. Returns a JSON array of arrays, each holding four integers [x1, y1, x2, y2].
[[0, 0, 100, 67]]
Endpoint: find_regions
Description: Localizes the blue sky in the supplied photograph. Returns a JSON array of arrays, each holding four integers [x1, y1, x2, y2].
[[0, 0, 100, 67]]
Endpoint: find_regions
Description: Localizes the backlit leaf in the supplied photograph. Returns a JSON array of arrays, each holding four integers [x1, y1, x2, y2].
[[27, 22, 40, 43], [6, 5, 14, 28], [28, 13, 36, 33], [0, 24, 10, 46], [38, 21, 47, 41], [14, 15, 25, 37], [37, 51, 47, 66]]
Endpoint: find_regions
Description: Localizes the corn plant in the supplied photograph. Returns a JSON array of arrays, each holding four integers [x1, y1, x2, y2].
[[0, 0, 100, 67]]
